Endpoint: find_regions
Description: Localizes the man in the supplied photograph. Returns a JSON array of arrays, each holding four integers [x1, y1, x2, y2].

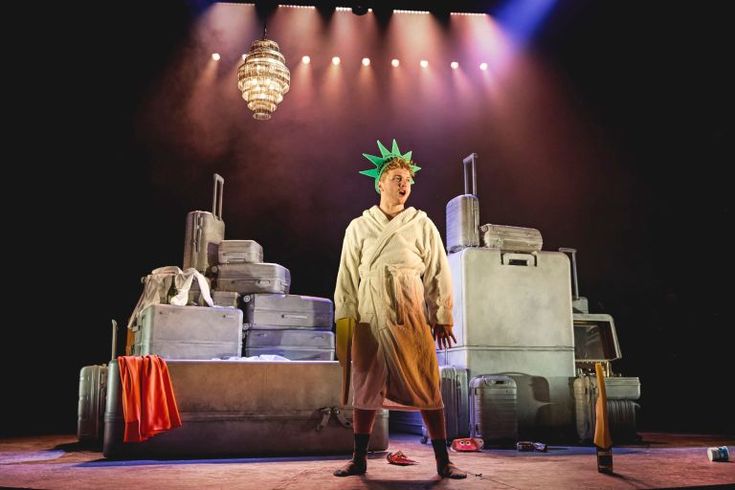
[[334, 139, 466, 479]]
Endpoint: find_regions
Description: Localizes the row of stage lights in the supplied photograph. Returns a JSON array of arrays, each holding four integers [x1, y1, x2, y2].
[[211, 53, 489, 71], [278, 5, 487, 16]]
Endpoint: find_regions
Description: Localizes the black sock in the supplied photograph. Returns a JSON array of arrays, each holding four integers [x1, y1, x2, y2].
[[353, 433, 370, 461], [431, 438, 449, 467]]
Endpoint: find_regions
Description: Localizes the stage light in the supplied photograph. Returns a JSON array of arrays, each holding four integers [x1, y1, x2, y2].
[[420, 59, 429, 68], [362, 57, 371, 66], [332, 56, 341, 65], [211, 53, 221, 61], [302, 55, 311, 64], [480, 62, 488, 71], [391, 59, 400, 67], [450, 61, 459, 69]]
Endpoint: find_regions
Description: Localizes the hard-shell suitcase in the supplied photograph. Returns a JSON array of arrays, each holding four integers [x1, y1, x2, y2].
[[573, 374, 640, 442], [103, 360, 389, 458], [446, 248, 575, 376], [218, 240, 263, 264], [469, 375, 517, 447], [446, 153, 480, 253], [211, 290, 240, 308], [132, 304, 243, 359], [244, 328, 335, 360], [420, 363, 470, 443], [213, 263, 291, 295], [77, 364, 108, 444], [480, 224, 543, 253], [242, 293, 333, 330], [78, 320, 118, 445], [183, 174, 225, 274]]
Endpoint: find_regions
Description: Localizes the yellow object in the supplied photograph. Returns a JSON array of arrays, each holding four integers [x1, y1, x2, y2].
[[335, 317, 356, 406], [593, 362, 613, 450]]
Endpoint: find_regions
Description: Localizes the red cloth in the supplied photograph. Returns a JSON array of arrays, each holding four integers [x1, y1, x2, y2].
[[117, 355, 182, 443]]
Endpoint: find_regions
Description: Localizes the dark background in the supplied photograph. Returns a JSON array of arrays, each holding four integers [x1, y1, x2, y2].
[[5, 0, 732, 437]]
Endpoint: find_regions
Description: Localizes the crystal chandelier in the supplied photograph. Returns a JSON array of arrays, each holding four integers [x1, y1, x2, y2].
[[237, 31, 290, 121]]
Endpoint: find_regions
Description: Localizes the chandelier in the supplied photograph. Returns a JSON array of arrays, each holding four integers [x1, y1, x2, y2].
[[237, 31, 290, 121]]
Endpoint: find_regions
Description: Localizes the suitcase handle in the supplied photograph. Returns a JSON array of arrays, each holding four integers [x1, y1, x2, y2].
[[281, 313, 308, 319], [558, 247, 580, 299], [462, 153, 478, 196], [212, 173, 224, 220], [501, 252, 537, 267]]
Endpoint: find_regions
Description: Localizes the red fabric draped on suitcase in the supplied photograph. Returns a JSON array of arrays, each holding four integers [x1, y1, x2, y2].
[[117, 355, 182, 442]]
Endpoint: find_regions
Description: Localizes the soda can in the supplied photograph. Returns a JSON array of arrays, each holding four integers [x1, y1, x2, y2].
[[707, 446, 730, 462]]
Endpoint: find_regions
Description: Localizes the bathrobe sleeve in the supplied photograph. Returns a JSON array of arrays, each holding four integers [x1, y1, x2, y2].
[[422, 218, 454, 326], [334, 220, 361, 322]]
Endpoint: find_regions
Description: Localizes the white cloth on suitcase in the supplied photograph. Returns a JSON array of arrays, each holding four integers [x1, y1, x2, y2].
[[126, 266, 214, 331]]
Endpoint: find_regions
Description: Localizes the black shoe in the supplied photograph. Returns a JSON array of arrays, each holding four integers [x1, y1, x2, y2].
[[334, 459, 367, 477]]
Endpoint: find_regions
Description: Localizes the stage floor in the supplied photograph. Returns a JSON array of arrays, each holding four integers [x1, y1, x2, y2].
[[1, 432, 733, 489]]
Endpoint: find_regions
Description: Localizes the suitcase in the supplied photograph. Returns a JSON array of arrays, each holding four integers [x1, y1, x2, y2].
[[242, 293, 333, 330], [479, 224, 543, 253], [132, 304, 243, 359], [469, 375, 517, 447], [446, 153, 480, 253], [446, 247, 575, 375], [212, 290, 240, 308], [573, 313, 623, 374], [213, 263, 291, 294], [573, 374, 640, 442], [77, 364, 108, 444], [103, 359, 389, 458], [218, 240, 263, 264], [183, 174, 225, 274], [244, 328, 335, 360], [420, 364, 470, 443]]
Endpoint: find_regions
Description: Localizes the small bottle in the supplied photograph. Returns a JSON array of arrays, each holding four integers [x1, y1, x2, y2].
[[596, 446, 613, 474]]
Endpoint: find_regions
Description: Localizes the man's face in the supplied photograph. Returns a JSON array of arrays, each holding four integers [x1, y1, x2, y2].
[[379, 167, 413, 205]]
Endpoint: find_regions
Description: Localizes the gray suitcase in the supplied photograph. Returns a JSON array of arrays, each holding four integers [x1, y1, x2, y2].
[[77, 364, 108, 444], [183, 174, 225, 274], [245, 328, 335, 360], [218, 240, 263, 264], [103, 360, 389, 458], [469, 375, 518, 447], [421, 364, 470, 443], [213, 263, 291, 294], [574, 374, 641, 442], [446, 248, 575, 376], [446, 153, 480, 253], [212, 290, 240, 308], [242, 293, 333, 330], [480, 224, 543, 252], [132, 304, 243, 359]]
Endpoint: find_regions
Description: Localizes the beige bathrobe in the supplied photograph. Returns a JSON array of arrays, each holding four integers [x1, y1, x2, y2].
[[335, 205, 453, 410]]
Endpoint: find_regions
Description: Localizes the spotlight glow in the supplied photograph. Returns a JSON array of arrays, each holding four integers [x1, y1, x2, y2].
[[391, 59, 400, 67], [211, 53, 221, 61], [420, 59, 429, 68], [450, 61, 459, 69], [241, 54, 248, 61], [362, 57, 371, 66], [302, 55, 311, 64], [480, 62, 488, 71], [332, 56, 341, 65]]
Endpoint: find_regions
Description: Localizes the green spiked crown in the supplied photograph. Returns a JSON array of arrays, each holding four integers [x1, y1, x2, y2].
[[359, 139, 422, 194]]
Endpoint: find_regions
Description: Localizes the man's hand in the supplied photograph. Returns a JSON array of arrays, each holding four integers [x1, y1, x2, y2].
[[432, 324, 457, 350]]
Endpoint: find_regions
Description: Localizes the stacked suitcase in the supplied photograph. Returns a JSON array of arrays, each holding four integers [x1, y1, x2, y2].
[[572, 313, 641, 442], [444, 152, 575, 441], [77, 174, 348, 458]]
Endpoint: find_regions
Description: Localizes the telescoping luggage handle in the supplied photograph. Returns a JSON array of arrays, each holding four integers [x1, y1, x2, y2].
[[462, 153, 478, 197], [212, 173, 224, 220]]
